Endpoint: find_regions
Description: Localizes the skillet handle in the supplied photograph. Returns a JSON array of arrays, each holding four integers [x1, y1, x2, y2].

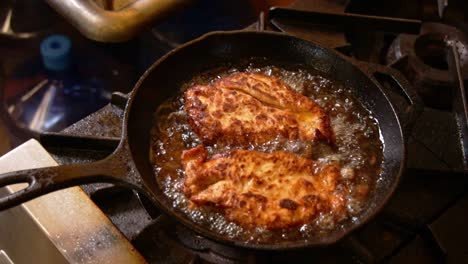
[[0, 156, 128, 211], [364, 63, 423, 135]]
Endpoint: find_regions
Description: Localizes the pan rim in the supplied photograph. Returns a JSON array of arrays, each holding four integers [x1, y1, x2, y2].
[[124, 29, 406, 250]]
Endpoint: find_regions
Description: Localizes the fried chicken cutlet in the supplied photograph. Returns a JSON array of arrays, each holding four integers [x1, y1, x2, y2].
[[184, 73, 334, 146], [181, 145, 347, 230]]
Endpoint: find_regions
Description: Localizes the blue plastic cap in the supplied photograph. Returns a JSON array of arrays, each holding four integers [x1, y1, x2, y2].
[[40, 35, 71, 71]]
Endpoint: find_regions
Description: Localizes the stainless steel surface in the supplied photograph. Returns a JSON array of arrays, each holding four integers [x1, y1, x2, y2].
[[8, 79, 60, 132], [0, 192, 68, 264], [0, 4, 36, 39], [437, 0, 448, 17], [45, 0, 189, 42], [0, 140, 146, 264]]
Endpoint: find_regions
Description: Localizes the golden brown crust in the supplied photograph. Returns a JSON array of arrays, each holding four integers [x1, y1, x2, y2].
[[181, 146, 347, 230], [184, 73, 334, 146]]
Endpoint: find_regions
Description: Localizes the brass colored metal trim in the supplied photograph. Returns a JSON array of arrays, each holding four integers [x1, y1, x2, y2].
[[46, 0, 189, 42]]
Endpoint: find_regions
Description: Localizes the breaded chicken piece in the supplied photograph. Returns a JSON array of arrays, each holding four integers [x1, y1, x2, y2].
[[181, 146, 347, 230], [184, 73, 333, 146]]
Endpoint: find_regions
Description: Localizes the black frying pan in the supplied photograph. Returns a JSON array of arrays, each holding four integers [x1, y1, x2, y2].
[[0, 30, 421, 250]]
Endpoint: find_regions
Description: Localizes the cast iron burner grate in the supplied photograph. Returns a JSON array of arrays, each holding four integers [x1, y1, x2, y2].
[[387, 22, 468, 110], [33, 1, 468, 263]]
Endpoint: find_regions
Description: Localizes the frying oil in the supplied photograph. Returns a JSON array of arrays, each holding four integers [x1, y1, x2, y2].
[[150, 60, 383, 244]]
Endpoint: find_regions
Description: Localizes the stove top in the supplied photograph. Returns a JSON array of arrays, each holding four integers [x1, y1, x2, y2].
[[8, 0, 468, 263]]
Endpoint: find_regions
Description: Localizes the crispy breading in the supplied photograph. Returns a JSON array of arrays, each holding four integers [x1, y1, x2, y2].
[[184, 73, 333, 146], [181, 146, 347, 230]]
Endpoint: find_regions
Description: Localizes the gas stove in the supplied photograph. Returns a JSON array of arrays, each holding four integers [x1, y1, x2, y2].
[[2, 0, 468, 263]]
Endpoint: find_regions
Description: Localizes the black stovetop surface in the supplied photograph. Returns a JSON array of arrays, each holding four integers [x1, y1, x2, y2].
[[31, 0, 468, 263]]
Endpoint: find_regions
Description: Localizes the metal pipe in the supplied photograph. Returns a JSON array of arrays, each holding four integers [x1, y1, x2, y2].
[[46, 0, 189, 42]]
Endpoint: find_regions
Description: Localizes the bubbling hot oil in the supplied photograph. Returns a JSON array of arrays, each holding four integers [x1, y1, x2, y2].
[[150, 62, 383, 243]]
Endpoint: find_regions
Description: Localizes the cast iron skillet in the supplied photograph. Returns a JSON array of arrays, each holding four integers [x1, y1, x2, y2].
[[0, 30, 421, 250]]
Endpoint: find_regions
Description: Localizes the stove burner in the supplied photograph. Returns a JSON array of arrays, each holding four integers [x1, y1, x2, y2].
[[132, 214, 378, 264], [132, 214, 258, 264], [175, 223, 257, 264], [20, 1, 467, 263], [386, 22, 468, 109]]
